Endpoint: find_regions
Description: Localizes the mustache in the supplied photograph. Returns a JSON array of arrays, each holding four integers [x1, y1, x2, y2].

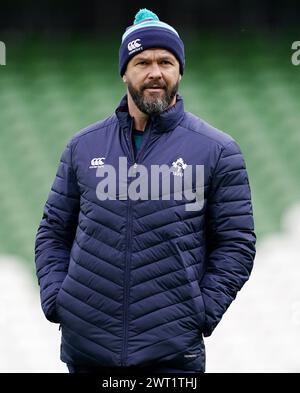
[[142, 82, 167, 90]]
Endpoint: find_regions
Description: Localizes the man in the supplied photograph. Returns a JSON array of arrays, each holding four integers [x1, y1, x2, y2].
[[35, 9, 256, 374]]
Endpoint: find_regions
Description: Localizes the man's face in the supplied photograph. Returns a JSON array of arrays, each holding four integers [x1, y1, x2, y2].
[[123, 48, 181, 115]]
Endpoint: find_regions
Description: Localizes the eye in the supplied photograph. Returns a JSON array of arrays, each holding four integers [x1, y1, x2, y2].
[[137, 61, 147, 65], [161, 60, 171, 65]]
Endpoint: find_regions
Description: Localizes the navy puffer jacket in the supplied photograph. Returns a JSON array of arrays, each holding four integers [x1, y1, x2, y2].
[[35, 94, 256, 372]]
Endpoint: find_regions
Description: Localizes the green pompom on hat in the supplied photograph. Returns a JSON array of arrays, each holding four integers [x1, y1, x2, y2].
[[134, 9, 159, 24]]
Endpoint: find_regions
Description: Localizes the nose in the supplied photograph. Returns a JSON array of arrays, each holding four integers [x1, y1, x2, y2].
[[148, 62, 162, 79]]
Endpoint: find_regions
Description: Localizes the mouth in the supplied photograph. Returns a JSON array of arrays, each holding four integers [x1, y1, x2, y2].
[[144, 87, 164, 92]]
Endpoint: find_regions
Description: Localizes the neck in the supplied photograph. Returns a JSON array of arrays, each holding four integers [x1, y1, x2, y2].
[[127, 91, 177, 131]]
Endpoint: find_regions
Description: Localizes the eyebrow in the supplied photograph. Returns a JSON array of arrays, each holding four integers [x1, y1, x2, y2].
[[134, 55, 175, 62]]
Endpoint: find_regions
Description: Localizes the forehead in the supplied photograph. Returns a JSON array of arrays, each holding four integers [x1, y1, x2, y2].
[[130, 48, 177, 62]]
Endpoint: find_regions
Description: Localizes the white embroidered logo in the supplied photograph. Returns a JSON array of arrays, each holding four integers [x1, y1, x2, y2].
[[128, 39, 141, 52], [89, 157, 105, 169], [171, 157, 187, 177]]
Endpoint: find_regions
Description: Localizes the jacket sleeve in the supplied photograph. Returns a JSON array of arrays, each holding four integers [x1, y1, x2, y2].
[[35, 140, 80, 323], [200, 140, 256, 337]]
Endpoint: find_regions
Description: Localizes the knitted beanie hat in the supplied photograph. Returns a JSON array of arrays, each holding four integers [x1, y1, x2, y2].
[[119, 8, 185, 76]]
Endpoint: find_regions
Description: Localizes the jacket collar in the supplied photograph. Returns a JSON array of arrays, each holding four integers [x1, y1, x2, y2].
[[115, 93, 185, 134]]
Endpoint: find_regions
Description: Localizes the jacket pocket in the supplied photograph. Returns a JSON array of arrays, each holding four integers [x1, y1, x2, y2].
[[54, 275, 68, 321], [176, 247, 206, 332], [55, 287, 62, 309], [190, 280, 206, 332]]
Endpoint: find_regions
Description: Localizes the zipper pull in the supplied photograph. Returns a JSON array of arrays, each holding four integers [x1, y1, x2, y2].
[[131, 162, 138, 176]]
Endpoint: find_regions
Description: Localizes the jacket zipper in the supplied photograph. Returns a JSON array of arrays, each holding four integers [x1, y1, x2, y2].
[[120, 119, 135, 366], [135, 120, 152, 164], [121, 196, 133, 366], [120, 119, 152, 366]]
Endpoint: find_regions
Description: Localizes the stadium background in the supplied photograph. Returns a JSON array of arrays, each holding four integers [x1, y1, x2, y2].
[[0, 0, 300, 372]]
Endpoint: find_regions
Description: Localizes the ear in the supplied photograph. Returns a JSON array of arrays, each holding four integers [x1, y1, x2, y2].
[[179, 74, 182, 81], [123, 75, 127, 83]]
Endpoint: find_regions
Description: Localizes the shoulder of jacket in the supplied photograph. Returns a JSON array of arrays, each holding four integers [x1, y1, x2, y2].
[[180, 112, 237, 149], [68, 114, 118, 147]]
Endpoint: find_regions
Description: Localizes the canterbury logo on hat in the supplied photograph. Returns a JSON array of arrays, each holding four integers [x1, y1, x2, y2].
[[128, 39, 141, 51]]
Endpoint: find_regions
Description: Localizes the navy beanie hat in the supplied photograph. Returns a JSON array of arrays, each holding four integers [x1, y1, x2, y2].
[[119, 9, 185, 76]]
